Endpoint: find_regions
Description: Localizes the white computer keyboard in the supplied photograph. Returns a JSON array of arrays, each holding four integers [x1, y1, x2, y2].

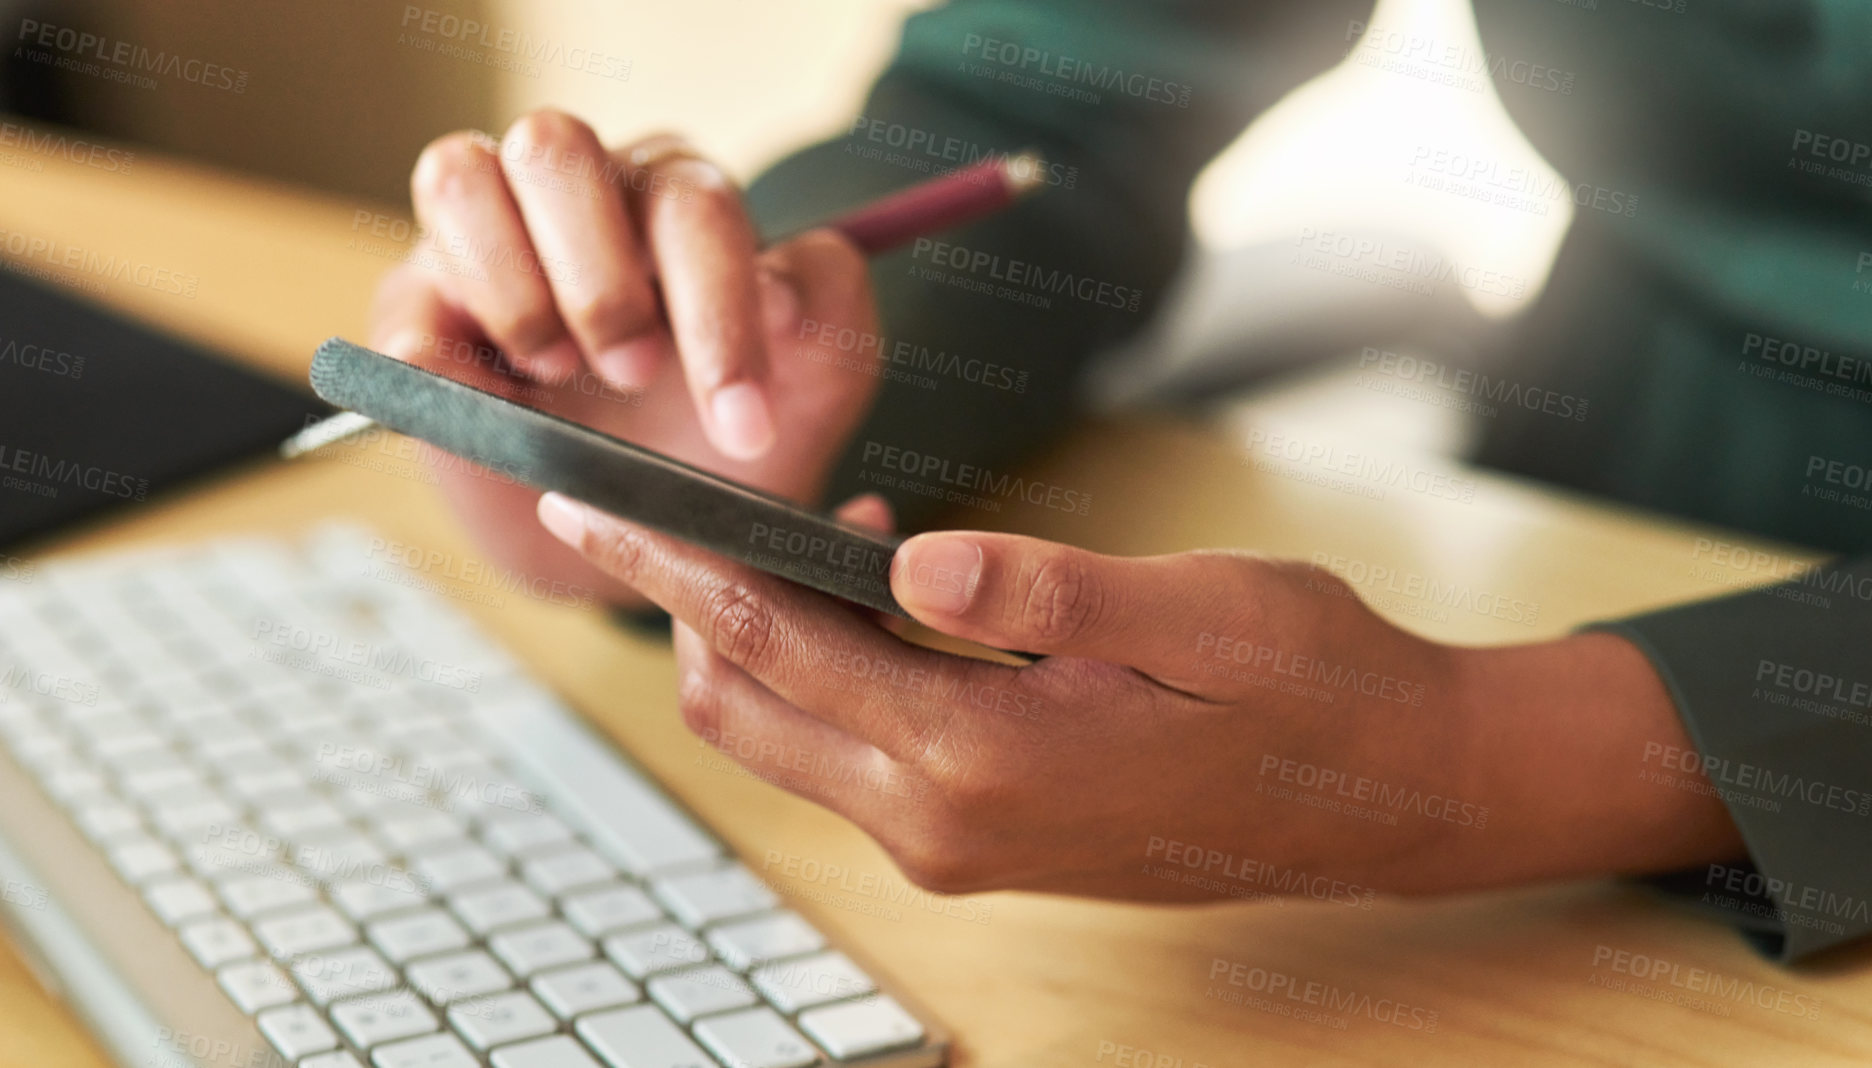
[[0, 526, 939, 1068]]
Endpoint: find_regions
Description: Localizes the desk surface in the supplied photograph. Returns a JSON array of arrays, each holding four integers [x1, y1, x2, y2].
[[2, 137, 1869, 1068]]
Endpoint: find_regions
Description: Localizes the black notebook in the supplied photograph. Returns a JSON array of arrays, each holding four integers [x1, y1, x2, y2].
[[0, 267, 325, 548]]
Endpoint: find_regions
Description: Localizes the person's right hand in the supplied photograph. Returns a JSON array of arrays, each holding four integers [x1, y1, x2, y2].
[[366, 110, 882, 606]]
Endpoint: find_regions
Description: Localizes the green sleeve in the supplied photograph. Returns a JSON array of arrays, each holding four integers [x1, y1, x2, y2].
[[744, 0, 1370, 528], [1470, 0, 1872, 961], [1595, 556, 1872, 962]]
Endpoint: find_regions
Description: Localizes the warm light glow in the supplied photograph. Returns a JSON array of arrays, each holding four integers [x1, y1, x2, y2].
[[1189, 0, 1573, 319]]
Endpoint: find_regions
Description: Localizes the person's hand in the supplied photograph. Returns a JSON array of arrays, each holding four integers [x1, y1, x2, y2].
[[531, 491, 1746, 900], [366, 110, 880, 605]]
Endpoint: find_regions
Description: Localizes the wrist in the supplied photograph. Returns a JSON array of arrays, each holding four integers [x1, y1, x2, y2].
[[1444, 632, 1745, 888]]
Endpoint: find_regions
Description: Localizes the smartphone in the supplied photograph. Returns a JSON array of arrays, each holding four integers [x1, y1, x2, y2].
[[307, 338, 906, 617]]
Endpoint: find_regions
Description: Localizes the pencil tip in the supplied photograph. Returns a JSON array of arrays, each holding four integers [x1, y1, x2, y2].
[[1004, 150, 1049, 196], [279, 411, 376, 459]]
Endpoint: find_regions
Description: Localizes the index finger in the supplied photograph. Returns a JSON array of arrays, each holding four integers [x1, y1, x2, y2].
[[536, 490, 1021, 764], [618, 142, 774, 461]]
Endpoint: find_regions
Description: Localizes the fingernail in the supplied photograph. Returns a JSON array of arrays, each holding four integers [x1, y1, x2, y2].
[[519, 337, 582, 383], [594, 335, 664, 388], [757, 270, 802, 338], [835, 493, 892, 533], [376, 330, 426, 362], [893, 534, 982, 617], [628, 134, 695, 168], [709, 381, 775, 460], [537, 492, 586, 547]]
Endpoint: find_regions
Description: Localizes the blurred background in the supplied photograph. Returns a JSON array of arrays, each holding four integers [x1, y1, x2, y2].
[[1, 0, 1572, 464]]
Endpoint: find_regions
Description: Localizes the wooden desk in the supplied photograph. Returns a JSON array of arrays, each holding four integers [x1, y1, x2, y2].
[[2, 135, 1870, 1068]]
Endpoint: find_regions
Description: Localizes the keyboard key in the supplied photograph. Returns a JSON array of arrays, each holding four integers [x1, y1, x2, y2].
[[449, 881, 549, 935], [489, 1035, 603, 1068], [91, 729, 172, 763], [119, 766, 205, 801], [142, 876, 218, 926], [189, 823, 282, 872], [5, 730, 70, 769], [148, 793, 241, 838], [372, 708, 452, 740], [373, 809, 466, 853], [412, 843, 505, 893], [292, 832, 391, 882], [332, 877, 429, 922], [332, 781, 433, 817], [179, 916, 257, 969], [217, 960, 298, 1014], [501, 714, 721, 878], [253, 905, 356, 959], [650, 864, 776, 929], [331, 989, 438, 1049], [693, 1007, 818, 1068], [43, 766, 111, 803], [292, 945, 397, 1006], [705, 912, 825, 972], [406, 949, 513, 1006], [218, 871, 319, 919], [560, 884, 663, 939], [302, 1053, 366, 1068], [368, 907, 471, 963], [646, 965, 757, 1023], [196, 730, 272, 762], [480, 812, 574, 858], [370, 1031, 478, 1068], [520, 846, 615, 897], [489, 920, 593, 976], [72, 798, 144, 843], [798, 995, 926, 1059], [224, 765, 307, 801], [750, 951, 875, 1014], [531, 962, 640, 1020], [186, 723, 267, 758], [575, 1004, 715, 1068], [108, 834, 180, 883], [447, 989, 557, 1050], [601, 924, 710, 980], [0, 704, 51, 742], [258, 795, 347, 838], [256, 1003, 340, 1061]]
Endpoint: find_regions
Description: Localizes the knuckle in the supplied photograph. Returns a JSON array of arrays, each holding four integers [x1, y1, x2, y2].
[[562, 281, 654, 342], [481, 298, 564, 354], [1193, 552, 1273, 634], [676, 669, 722, 742], [698, 583, 778, 674], [937, 768, 1009, 823], [791, 228, 868, 280], [583, 521, 646, 584], [502, 108, 594, 162], [889, 834, 982, 895], [411, 130, 494, 207], [1008, 551, 1106, 644], [784, 229, 875, 317]]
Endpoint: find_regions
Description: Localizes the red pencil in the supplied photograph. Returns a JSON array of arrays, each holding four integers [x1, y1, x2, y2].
[[823, 151, 1046, 254]]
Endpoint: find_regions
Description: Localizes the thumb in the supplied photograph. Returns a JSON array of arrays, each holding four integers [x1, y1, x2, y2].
[[889, 531, 1219, 670]]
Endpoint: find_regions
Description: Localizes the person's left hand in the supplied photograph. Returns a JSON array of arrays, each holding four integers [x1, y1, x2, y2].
[[533, 491, 1745, 901]]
